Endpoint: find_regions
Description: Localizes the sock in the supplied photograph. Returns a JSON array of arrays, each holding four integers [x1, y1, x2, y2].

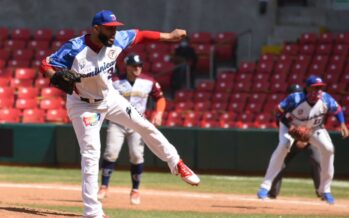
[[100, 159, 116, 187], [130, 163, 144, 190]]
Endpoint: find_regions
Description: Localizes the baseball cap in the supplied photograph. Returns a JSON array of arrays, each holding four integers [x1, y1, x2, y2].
[[305, 75, 326, 87], [92, 10, 124, 27], [124, 54, 143, 66]]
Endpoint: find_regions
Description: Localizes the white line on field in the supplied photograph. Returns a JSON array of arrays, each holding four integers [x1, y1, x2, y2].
[[0, 183, 347, 209]]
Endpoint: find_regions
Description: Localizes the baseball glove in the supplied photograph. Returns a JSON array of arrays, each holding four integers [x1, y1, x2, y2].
[[288, 125, 312, 142], [50, 69, 81, 94]]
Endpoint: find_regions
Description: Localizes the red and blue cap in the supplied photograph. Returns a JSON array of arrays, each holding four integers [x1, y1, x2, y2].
[[305, 75, 326, 87], [92, 10, 124, 27]]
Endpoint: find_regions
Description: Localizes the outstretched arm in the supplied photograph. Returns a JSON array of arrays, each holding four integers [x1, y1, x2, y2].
[[133, 29, 187, 44]]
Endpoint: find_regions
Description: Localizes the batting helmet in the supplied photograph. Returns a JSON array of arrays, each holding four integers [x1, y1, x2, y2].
[[287, 84, 303, 93], [124, 53, 143, 66]]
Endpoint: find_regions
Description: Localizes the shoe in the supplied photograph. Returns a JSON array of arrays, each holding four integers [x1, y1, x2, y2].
[[176, 159, 200, 186], [322, 192, 335, 204], [257, 188, 268, 199], [130, 190, 141, 205], [97, 185, 108, 200]]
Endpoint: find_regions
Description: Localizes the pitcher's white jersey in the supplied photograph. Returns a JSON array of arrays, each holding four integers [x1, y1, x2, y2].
[[47, 30, 137, 100], [279, 92, 341, 129], [112, 74, 164, 114]]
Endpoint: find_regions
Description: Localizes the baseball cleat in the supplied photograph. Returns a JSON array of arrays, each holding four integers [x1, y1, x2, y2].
[[130, 190, 141, 205], [97, 185, 108, 200], [322, 192, 335, 204], [176, 159, 200, 186], [257, 188, 269, 199]]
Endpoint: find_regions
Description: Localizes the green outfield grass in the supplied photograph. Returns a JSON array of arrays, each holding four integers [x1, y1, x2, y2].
[[0, 165, 348, 218]]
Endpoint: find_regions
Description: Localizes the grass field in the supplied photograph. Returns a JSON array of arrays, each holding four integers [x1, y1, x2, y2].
[[0, 165, 348, 217]]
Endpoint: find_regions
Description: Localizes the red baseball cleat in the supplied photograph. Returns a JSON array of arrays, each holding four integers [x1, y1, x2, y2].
[[176, 159, 200, 186]]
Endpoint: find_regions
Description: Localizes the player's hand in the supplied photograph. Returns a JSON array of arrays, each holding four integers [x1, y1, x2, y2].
[[340, 123, 349, 139], [151, 111, 163, 126], [161, 29, 187, 42]]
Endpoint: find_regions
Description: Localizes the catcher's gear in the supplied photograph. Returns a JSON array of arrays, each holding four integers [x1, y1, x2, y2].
[[50, 70, 81, 94], [288, 125, 312, 142]]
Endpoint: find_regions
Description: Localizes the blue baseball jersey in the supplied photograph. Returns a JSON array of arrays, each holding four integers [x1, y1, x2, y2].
[[46, 30, 137, 99], [279, 92, 341, 128]]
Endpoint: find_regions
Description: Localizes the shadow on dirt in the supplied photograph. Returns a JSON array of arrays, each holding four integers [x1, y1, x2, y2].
[[0, 206, 81, 217]]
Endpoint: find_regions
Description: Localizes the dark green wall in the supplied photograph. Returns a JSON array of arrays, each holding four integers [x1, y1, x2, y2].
[[0, 124, 348, 176]]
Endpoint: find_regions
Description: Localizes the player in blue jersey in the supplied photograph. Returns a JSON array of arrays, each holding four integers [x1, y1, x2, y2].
[[41, 10, 200, 218], [257, 75, 348, 204]]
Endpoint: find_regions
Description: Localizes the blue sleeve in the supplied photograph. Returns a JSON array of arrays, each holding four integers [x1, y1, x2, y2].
[[49, 38, 86, 70], [114, 30, 137, 49], [279, 93, 304, 112], [323, 93, 340, 113]]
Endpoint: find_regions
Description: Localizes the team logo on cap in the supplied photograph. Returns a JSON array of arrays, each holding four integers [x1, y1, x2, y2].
[[110, 14, 116, 21]]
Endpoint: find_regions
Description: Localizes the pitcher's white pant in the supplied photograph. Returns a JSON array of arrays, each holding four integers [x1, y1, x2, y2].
[[260, 122, 334, 194], [67, 91, 180, 218], [103, 122, 144, 164]]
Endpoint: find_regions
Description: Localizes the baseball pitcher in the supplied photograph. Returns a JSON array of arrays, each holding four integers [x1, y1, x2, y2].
[[40, 10, 200, 218]]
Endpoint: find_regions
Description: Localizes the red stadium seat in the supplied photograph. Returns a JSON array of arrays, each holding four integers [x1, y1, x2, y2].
[[269, 81, 288, 93], [196, 80, 215, 92], [199, 120, 219, 128], [174, 101, 194, 112], [15, 98, 38, 109], [214, 80, 234, 93], [183, 110, 201, 122], [212, 92, 229, 103], [33, 28, 53, 41], [0, 49, 11, 61], [40, 98, 63, 110], [282, 43, 299, 56], [256, 60, 274, 74], [227, 102, 245, 113], [7, 60, 30, 68], [190, 32, 212, 44], [148, 51, 171, 63], [144, 42, 170, 53], [11, 28, 31, 41], [34, 77, 50, 88], [174, 89, 193, 103], [12, 49, 35, 61], [193, 91, 212, 102], [0, 108, 20, 123], [216, 70, 236, 82], [10, 78, 33, 88], [15, 68, 37, 80], [214, 44, 235, 61], [35, 49, 52, 60], [17, 87, 39, 99], [233, 81, 251, 92], [193, 101, 210, 112], [182, 119, 199, 128], [315, 44, 333, 55], [238, 61, 256, 74], [0, 78, 9, 86], [150, 61, 174, 74], [164, 118, 182, 127], [335, 32, 349, 44], [0, 86, 15, 97], [219, 111, 237, 122], [230, 92, 248, 103], [40, 87, 65, 98], [299, 32, 318, 45], [22, 108, 45, 123], [0, 97, 14, 108], [0, 27, 9, 41], [55, 28, 75, 42], [215, 32, 237, 45], [318, 32, 334, 44], [201, 111, 217, 122], [236, 112, 254, 123], [4, 39, 26, 50], [51, 40, 66, 50], [27, 40, 50, 50], [46, 108, 69, 123], [270, 72, 287, 83], [273, 57, 293, 76], [211, 102, 227, 112], [332, 44, 349, 56], [299, 44, 315, 56], [245, 102, 263, 113]]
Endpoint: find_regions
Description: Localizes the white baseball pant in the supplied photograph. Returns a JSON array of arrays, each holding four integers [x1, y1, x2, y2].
[[67, 91, 180, 218], [103, 122, 144, 164], [260, 122, 334, 194]]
